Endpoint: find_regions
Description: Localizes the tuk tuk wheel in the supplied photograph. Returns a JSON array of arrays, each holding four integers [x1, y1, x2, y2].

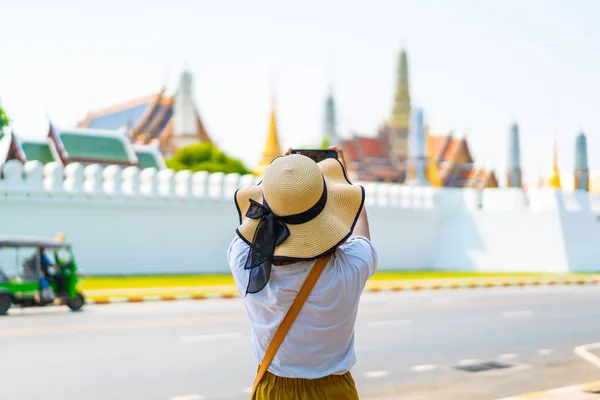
[[67, 292, 85, 312], [0, 293, 12, 315]]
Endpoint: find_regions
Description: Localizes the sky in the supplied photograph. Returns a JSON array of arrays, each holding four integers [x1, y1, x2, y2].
[[1, 0, 599, 184]]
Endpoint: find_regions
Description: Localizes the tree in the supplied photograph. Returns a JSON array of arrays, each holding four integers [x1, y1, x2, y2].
[[0, 103, 10, 139], [296, 136, 331, 149], [166, 142, 252, 175]]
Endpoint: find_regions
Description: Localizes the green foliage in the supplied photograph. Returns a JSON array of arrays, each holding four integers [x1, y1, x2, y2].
[[166, 143, 252, 175], [296, 136, 331, 149], [0, 103, 10, 135]]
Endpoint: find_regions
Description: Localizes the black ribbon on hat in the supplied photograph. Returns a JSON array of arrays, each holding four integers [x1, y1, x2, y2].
[[244, 179, 328, 295]]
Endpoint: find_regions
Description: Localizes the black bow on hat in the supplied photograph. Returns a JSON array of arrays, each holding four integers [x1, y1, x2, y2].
[[243, 180, 328, 295]]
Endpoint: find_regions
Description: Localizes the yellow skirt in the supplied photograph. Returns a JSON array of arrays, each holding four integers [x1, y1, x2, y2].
[[252, 370, 359, 400]]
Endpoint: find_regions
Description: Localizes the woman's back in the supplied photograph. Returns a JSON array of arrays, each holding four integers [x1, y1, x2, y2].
[[228, 235, 378, 379]]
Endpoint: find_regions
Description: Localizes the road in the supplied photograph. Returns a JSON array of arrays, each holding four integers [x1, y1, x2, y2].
[[2, 286, 600, 400]]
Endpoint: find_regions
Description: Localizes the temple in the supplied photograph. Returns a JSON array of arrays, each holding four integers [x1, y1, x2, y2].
[[339, 48, 498, 189], [324, 86, 339, 147], [77, 69, 211, 158], [574, 131, 589, 191], [507, 123, 522, 188], [0, 125, 166, 171], [547, 139, 562, 189], [254, 102, 282, 176]]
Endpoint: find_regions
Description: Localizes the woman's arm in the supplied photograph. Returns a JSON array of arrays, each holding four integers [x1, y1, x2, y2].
[[328, 146, 371, 240], [351, 205, 370, 240]]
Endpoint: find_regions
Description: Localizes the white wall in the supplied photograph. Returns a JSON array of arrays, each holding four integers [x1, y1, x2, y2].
[[1, 160, 599, 275]]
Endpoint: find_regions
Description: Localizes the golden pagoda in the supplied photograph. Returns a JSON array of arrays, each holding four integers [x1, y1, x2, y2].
[[425, 125, 442, 187], [254, 103, 282, 176], [547, 139, 562, 189]]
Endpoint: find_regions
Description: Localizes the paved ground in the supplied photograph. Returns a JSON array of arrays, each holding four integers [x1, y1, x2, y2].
[[2, 286, 600, 399]]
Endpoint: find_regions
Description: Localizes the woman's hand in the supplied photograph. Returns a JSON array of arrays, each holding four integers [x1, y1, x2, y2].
[[283, 148, 292, 156], [329, 146, 347, 170]]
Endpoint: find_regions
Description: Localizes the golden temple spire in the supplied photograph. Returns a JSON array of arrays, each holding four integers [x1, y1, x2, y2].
[[390, 49, 411, 129], [547, 138, 562, 189], [425, 124, 442, 187], [254, 100, 283, 176]]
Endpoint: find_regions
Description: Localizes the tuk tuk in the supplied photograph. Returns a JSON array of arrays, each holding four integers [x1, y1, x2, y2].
[[0, 235, 85, 315]]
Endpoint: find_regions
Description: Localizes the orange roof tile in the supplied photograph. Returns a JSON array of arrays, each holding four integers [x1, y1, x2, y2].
[[366, 168, 402, 178], [455, 167, 474, 180], [357, 137, 385, 157], [341, 139, 359, 160], [442, 139, 461, 160], [429, 135, 450, 159]]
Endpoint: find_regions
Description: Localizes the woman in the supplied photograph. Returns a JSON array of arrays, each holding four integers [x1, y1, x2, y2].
[[228, 146, 377, 399]]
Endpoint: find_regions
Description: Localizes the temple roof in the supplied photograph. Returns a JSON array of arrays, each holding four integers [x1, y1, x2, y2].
[[0, 132, 26, 167], [50, 126, 138, 166], [133, 144, 167, 170], [21, 140, 56, 164], [2, 125, 167, 171], [79, 93, 162, 131], [341, 130, 494, 188], [77, 72, 211, 152]]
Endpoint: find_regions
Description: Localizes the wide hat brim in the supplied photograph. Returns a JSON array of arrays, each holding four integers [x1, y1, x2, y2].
[[234, 157, 365, 261]]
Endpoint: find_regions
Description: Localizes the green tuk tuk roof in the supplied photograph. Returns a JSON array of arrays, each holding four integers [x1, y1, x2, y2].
[[0, 236, 72, 248]]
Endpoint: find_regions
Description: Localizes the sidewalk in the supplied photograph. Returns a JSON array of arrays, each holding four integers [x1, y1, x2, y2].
[[498, 380, 600, 399]]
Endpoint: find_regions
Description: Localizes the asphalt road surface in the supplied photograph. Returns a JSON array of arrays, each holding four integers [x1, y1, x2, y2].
[[2, 286, 600, 400]]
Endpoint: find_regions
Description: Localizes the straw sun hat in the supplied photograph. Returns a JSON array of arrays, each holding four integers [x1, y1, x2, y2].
[[234, 154, 365, 294]]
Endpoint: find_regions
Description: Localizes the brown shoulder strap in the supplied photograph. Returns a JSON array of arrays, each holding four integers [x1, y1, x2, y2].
[[250, 255, 332, 398]]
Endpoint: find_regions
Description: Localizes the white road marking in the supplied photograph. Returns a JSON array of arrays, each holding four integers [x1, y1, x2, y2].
[[498, 353, 518, 360], [364, 370, 389, 378], [179, 332, 243, 343], [547, 386, 581, 394], [107, 297, 129, 303], [538, 348, 553, 356], [170, 395, 205, 400], [368, 319, 412, 327], [457, 359, 481, 366], [142, 295, 162, 301], [410, 364, 438, 372], [574, 342, 600, 368], [502, 310, 533, 318]]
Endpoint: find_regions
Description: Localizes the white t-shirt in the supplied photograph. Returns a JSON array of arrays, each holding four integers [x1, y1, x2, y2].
[[227, 235, 378, 379]]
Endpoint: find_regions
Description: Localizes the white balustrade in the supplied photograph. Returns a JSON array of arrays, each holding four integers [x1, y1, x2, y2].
[[192, 171, 209, 198], [103, 165, 122, 195], [208, 172, 225, 199], [223, 173, 241, 198], [174, 170, 192, 198], [157, 169, 175, 197], [23, 161, 44, 194], [239, 174, 257, 189], [121, 166, 141, 196], [43, 162, 64, 192], [84, 164, 104, 194]]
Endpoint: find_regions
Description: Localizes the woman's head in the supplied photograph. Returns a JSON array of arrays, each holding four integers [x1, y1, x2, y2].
[[234, 153, 365, 294]]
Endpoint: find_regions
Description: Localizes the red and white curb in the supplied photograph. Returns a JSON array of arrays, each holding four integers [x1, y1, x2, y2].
[[84, 278, 600, 305], [497, 380, 600, 399], [366, 278, 599, 292], [86, 293, 239, 305]]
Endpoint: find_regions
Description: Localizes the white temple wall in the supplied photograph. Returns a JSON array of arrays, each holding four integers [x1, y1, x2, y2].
[[1, 160, 599, 275]]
